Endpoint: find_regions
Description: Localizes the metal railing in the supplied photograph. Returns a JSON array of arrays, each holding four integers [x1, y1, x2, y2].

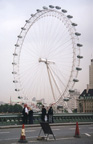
[[0, 113, 93, 126]]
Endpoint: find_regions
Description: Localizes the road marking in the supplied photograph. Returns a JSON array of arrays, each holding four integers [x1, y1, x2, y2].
[[0, 132, 10, 134], [0, 135, 74, 142], [52, 129, 60, 131], [28, 140, 39, 143], [29, 137, 74, 142], [69, 128, 75, 130], [70, 128, 81, 130], [0, 136, 37, 141], [85, 133, 91, 137], [27, 127, 40, 130], [26, 130, 35, 132], [56, 137, 74, 140]]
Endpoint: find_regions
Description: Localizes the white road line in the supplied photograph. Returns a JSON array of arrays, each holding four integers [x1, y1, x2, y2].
[[70, 128, 81, 130], [11, 137, 75, 144], [28, 140, 39, 143], [56, 137, 74, 140], [52, 129, 60, 131], [27, 127, 40, 130], [29, 137, 74, 142], [0, 132, 10, 134], [85, 133, 91, 137], [0, 135, 74, 142], [26, 128, 60, 131], [0, 136, 37, 141], [69, 128, 75, 130], [26, 130, 35, 132], [49, 137, 75, 141]]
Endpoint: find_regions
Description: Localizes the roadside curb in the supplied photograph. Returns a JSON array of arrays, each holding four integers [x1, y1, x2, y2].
[[0, 122, 93, 129]]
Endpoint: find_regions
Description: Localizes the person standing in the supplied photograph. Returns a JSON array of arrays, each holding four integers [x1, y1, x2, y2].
[[22, 104, 28, 124], [41, 105, 46, 122], [22, 105, 25, 124], [25, 105, 29, 124], [48, 106, 53, 123], [29, 107, 33, 124]]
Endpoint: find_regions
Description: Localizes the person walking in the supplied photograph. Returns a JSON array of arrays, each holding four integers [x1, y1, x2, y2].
[[41, 105, 46, 122], [48, 106, 53, 123]]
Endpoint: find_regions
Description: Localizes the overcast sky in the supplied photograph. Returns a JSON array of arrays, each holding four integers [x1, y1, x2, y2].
[[0, 0, 93, 103]]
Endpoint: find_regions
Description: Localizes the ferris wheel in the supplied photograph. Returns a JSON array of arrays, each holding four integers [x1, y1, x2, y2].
[[12, 5, 83, 107]]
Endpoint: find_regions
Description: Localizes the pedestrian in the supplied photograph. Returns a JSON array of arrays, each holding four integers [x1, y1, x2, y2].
[[41, 105, 46, 122], [29, 107, 33, 124], [48, 106, 53, 123], [22, 104, 28, 124]]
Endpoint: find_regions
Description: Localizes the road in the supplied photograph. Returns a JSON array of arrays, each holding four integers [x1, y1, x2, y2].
[[0, 124, 93, 144]]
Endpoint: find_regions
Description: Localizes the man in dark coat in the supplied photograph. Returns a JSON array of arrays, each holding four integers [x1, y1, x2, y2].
[[22, 104, 28, 124], [41, 105, 46, 122]]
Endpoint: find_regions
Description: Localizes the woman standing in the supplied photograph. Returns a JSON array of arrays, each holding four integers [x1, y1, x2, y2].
[[29, 107, 33, 124], [48, 106, 53, 123]]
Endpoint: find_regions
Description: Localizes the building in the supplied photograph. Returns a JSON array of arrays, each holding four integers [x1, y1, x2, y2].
[[67, 89, 80, 111], [88, 59, 93, 89], [77, 89, 93, 113], [77, 59, 93, 113]]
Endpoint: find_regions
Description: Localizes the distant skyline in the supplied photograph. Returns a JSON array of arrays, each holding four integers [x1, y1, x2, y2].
[[0, 0, 93, 103]]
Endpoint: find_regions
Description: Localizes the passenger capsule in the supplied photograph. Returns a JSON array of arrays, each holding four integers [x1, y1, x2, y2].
[[15, 44, 19, 47], [49, 5, 54, 8], [67, 15, 73, 18], [62, 9, 67, 13], [76, 67, 82, 71], [15, 89, 20, 91], [12, 72, 17, 74], [73, 79, 79, 82], [31, 14, 35, 17], [72, 23, 77, 26], [43, 6, 48, 10], [55, 6, 61, 10], [18, 35, 22, 38], [36, 9, 41, 12], [12, 62, 17, 65], [21, 27, 26, 30], [77, 43, 83, 47], [64, 98, 69, 101], [13, 53, 18, 56], [25, 20, 30, 23], [69, 90, 75, 93], [13, 80, 18, 83], [18, 96, 23, 99], [77, 55, 83, 59], [75, 32, 81, 36]]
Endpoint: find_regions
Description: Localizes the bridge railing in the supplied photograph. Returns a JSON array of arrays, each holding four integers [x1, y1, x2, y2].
[[0, 113, 93, 126]]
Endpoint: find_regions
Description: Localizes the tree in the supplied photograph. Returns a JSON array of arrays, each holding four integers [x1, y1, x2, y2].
[[13, 104, 22, 113], [36, 102, 42, 109], [0, 104, 23, 113]]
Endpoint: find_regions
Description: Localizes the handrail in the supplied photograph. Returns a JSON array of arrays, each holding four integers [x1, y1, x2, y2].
[[0, 113, 93, 126]]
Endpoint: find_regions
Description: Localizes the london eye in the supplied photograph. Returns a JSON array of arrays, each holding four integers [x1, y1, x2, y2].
[[12, 5, 83, 108]]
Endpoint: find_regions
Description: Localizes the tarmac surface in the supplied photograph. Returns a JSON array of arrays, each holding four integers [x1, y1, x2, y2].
[[0, 122, 93, 144]]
